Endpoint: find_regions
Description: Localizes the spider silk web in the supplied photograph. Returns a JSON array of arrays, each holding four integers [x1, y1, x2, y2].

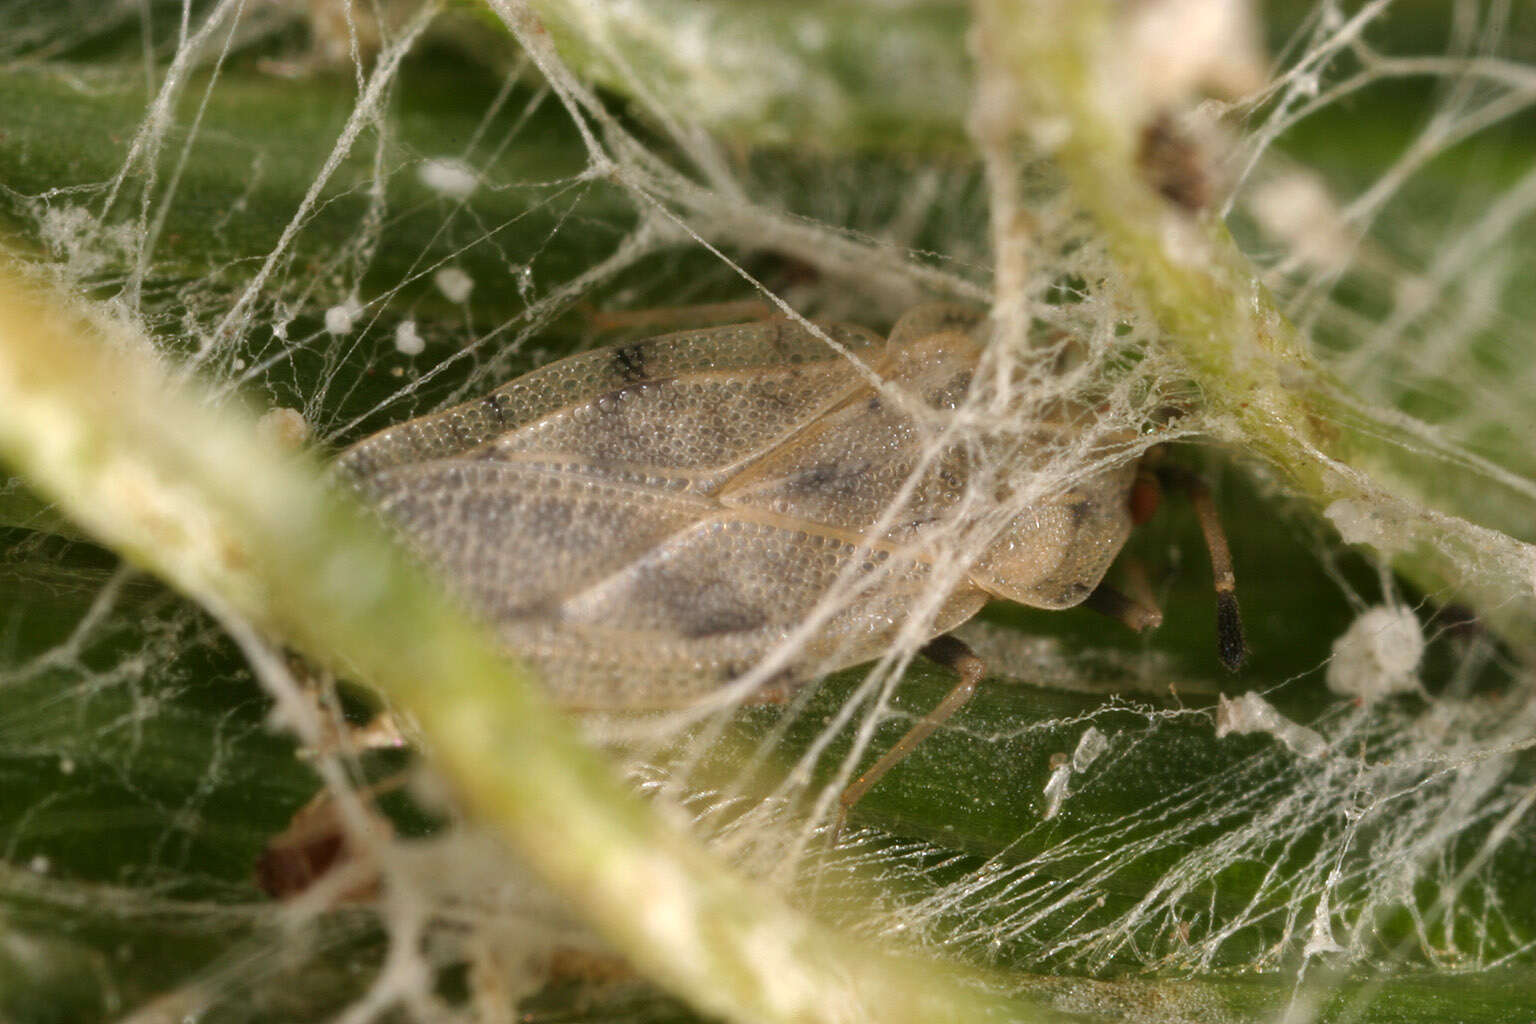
[[1, 1, 1535, 1022]]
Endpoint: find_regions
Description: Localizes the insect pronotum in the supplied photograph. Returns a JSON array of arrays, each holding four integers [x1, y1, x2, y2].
[[337, 304, 1244, 826]]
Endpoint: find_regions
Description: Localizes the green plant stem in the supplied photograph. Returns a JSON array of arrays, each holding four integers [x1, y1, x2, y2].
[[978, 0, 1536, 658]]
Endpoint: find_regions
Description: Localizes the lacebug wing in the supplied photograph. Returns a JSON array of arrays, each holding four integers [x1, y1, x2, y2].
[[335, 304, 1242, 818], [338, 306, 1143, 689]]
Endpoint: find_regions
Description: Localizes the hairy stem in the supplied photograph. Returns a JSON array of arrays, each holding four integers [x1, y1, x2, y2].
[[976, 0, 1536, 659]]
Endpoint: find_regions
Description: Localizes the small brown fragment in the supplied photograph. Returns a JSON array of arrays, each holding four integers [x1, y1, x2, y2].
[[255, 785, 394, 902], [1138, 112, 1210, 213]]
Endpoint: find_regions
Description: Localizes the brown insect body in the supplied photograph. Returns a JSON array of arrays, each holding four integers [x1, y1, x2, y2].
[[338, 306, 1139, 708]]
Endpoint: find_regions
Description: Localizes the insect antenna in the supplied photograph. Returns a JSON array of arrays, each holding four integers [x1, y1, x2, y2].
[[1157, 464, 1249, 671]]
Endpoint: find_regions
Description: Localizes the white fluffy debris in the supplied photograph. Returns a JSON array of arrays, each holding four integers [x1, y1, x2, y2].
[[434, 266, 475, 304], [394, 320, 425, 356], [1250, 172, 1356, 275], [324, 297, 363, 336], [1043, 727, 1111, 819], [1303, 889, 1348, 958], [1122, 0, 1267, 111], [39, 205, 140, 278], [256, 407, 311, 450], [1325, 606, 1424, 701], [418, 158, 479, 200], [1324, 498, 1395, 550], [1215, 692, 1326, 759], [1042, 755, 1073, 821], [1071, 725, 1109, 772]]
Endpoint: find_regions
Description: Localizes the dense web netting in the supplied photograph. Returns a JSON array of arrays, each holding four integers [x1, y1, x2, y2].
[[2, 1, 1535, 1021]]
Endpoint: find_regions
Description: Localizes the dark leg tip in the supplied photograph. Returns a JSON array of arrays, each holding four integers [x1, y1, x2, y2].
[[1216, 591, 1248, 672], [1084, 583, 1163, 633]]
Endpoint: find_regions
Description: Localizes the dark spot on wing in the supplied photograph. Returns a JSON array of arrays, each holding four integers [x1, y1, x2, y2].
[[924, 372, 972, 408], [794, 463, 842, 489], [666, 577, 769, 639], [785, 458, 870, 498], [498, 598, 562, 624], [612, 343, 648, 382], [765, 320, 796, 357], [896, 513, 944, 537], [681, 605, 768, 639], [486, 391, 514, 427], [1068, 500, 1091, 527]]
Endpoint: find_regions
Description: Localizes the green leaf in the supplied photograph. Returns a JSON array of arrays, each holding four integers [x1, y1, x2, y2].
[[2, 2, 1534, 1022]]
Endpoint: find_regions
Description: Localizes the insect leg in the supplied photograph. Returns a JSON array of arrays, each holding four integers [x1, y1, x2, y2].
[[833, 635, 986, 843], [1086, 460, 1166, 630], [1083, 580, 1163, 631], [1158, 465, 1249, 671]]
